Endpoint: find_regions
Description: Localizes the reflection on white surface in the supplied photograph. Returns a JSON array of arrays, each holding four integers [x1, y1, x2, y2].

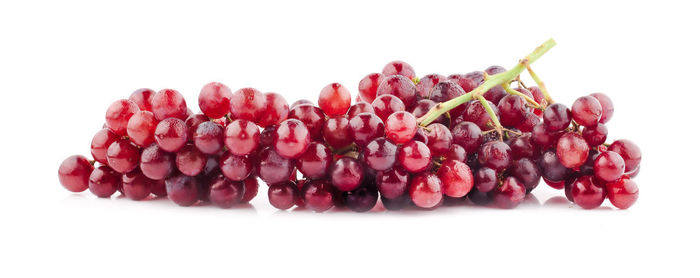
[[60, 189, 619, 215]]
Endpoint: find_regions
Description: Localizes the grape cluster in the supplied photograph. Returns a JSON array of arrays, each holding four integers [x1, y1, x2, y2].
[[58, 59, 641, 211]]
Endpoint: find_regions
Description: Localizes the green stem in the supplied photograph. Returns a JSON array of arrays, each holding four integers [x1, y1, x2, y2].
[[412, 77, 421, 85], [503, 84, 539, 107], [477, 96, 502, 130], [525, 64, 554, 104], [417, 38, 556, 126]]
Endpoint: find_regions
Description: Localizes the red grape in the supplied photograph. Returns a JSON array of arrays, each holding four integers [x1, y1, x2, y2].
[[590, 93, 614, 124], [483, 86, 507, 105], [129, 88, 155, 112], [474, 167, 497, 193], [509, 132, 538, 160], [556, 132, 589, 168], [193, 121, 224, 154], [88, 165, 121, 198], [429, 81, 467, 115], [322, 116, 353, 149], [608, 139, 642, 172], [358, 73, 385, 103], [543, 103, 571, 131], [140, 144, 174, 180], [198, 82, 233, 119], [330, 157, 364, 192], [58, 155, 93, 193], [154, 117, 188, 152], [376, 168, 409, 199], [425, 123, 453, 155], [151, 180, 167, 197], [91, 128, 119, 164], [385, 111, 417, 144], [343, 185, 378, 212], [291, 99, 313, 110], [446, 144, 467, 162], [175, 144, 206, 176], [288, 104, 326, 140], [121, 170, 155, 200], [539, 150, 569, 182], [371, 94, 405, 121], [126, 110, 157, 147], [347, 102, 375, 118], [241, 176, 259, 203], [382, 61, 415, 79], [571, 175, 606, 209], [497, 95, 527, 127], [268, 181, 299, 210], [531, 123, 562, 150], [219, 152, 253, 181], [451, 121, 482, 154], [257, 146, 294, 185], [273, 119, 311, 159], [579, 150, 600, 176], [447, 74, 479, 95], [463, 100, 499, 130], [438, 160, 473, 198], [105, 99, 139, 135], [296, 142, 332, 179], [571, 96, 602, 127], [509, 158, 541, 192], [224, 119, 260, 156], [152, 89, 188, 121], [106, 139, 140, 173], [411, 99, 448, 126], [594, 151, 625, 182], [230, 87, 266, 122], [413, 128, 428, 144], [485, 65, 506, 75], [478, 141, 512, 171], [516, 112, 540, 133], [514, 87, 535, 113], [259, 125, 276, 147], [581, 123, 608, 147], [363, 138, 398, 171], [185, 114, 209, 141], [258, 92, 290, 127], [398, 140, 431, 173], [409, 172, 443, 209], [465, 71, 485, 84], [208, 174, 245, 208], [492, 176, 526, 209], [349, 112, 385, 147], [528, 86, 545, 109], [376, 75, 418, 108], [318, 83, 351, 116], [301, 180, 335, 212], [606, 176, 638, 209], [165, 173, 200, 206], [416, 74, 446, 98]]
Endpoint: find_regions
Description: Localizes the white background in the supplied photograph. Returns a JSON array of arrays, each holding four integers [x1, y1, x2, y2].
[[1, 0, 697, 277]]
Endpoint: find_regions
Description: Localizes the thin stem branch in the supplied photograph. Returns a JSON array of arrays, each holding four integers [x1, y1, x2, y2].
[[515, 76, 527, 89], [503, 84, 540, 107], [417, 38, 556, 126], [525, 63, 554, 104], [477, 96, 503, 138]]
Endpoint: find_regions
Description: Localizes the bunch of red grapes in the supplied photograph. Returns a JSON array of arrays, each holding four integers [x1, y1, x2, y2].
[[57, 60, 641, 212]]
